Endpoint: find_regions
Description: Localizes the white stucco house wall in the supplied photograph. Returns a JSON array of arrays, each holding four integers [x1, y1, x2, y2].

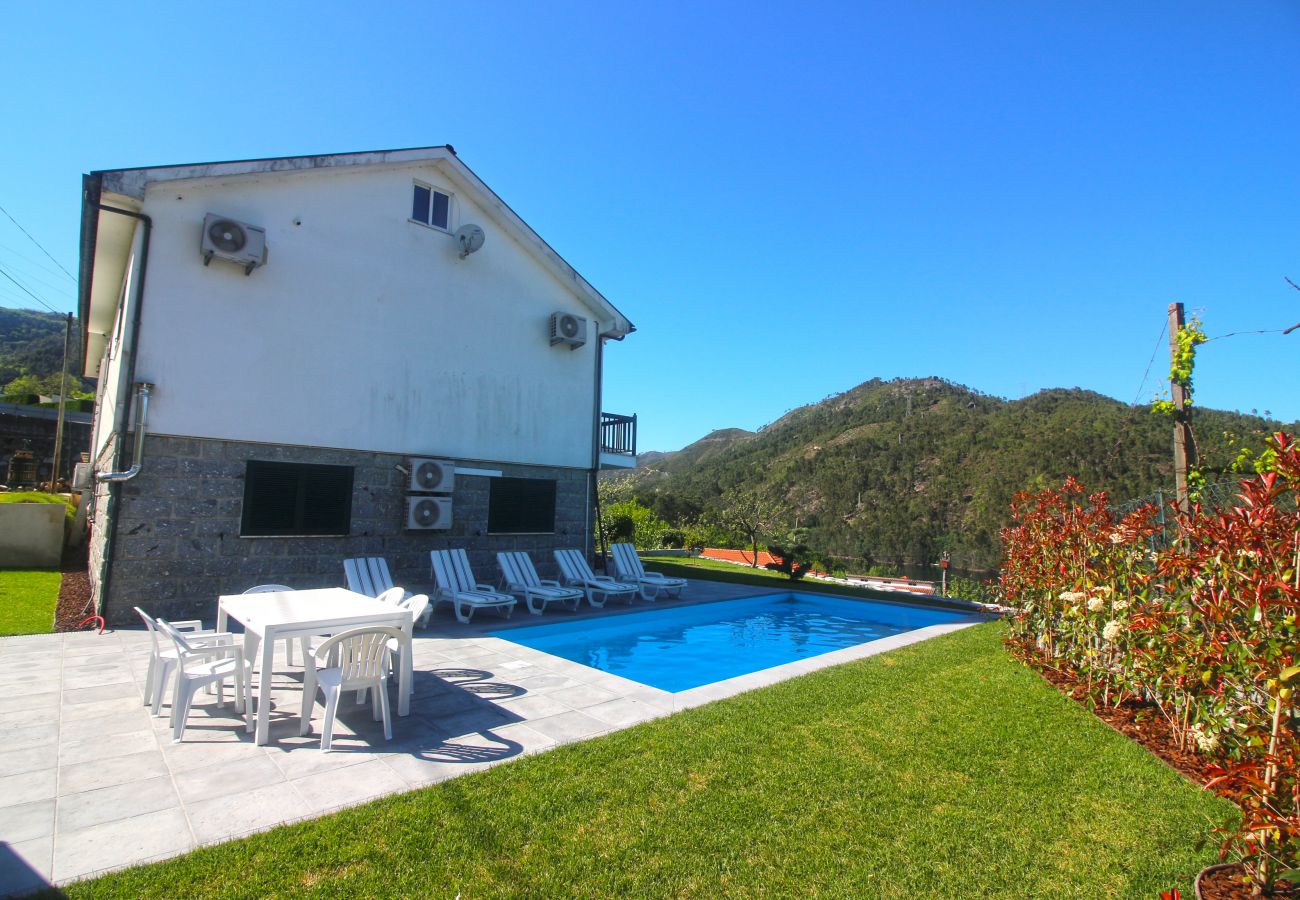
[[78, 145, 636, 624]]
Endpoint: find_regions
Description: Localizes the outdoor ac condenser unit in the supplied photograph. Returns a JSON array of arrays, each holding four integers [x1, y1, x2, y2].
[[200, 213, 268, 275], [408, 458, 455, 493], [548, 312, 587, 349], [406, 495, 452, 530]]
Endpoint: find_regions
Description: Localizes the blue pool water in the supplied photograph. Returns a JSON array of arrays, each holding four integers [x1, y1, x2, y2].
[[492, 593, 971, 692]]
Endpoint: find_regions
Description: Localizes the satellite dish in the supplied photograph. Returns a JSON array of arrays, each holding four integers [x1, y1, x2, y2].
[[454, 224, 485, 258], [206, 219, 247, 253]]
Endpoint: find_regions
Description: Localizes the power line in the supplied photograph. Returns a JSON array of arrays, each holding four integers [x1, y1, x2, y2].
[[0, 263, 61, 314], [0, 239, 77, 287], [1131, 320, 1168, 406], [0, 203, 76, 282]]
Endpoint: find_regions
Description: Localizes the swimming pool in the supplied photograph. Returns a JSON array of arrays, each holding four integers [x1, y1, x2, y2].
[[492, 592, 973, 692]]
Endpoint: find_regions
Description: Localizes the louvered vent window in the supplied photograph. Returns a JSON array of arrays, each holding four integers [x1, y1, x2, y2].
[[487, 477, 557, 534], [241, 461, 354, 537]]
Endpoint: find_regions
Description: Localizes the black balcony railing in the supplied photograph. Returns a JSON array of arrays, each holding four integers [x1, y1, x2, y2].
[[600, 412, 637, 457]]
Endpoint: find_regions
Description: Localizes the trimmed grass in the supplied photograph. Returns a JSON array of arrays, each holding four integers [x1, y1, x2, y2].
[[0, 568, 61, 635], [642, 555, 970, 611], [0, 490, 77, 522], [62, 623, 1233, 898]]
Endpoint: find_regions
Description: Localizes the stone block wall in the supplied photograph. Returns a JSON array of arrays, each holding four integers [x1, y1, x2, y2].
[[93, 433, 593, 625]]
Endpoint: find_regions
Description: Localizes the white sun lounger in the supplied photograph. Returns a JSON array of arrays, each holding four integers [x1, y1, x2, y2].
[[609, 543, 687, 600], [553, 548, 640, 607], [497, 551, 584, 614], [430, 549, 517, 624]]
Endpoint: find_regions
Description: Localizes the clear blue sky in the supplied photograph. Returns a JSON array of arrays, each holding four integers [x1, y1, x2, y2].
[[2, 2, 1297, 451]]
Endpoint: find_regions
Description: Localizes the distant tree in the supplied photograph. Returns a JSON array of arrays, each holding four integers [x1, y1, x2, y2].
[[765, 543, 813, 581], [712, 494, 782, 567], [601, 498, 667, 550], [3, 372, 84, 402]]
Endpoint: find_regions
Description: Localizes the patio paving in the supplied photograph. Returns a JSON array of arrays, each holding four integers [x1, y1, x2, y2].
[[0, 577, 980, 893]]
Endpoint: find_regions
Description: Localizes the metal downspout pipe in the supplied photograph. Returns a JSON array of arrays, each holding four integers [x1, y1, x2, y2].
[[89, 203, 154, 619], [97, 382, 154, 481]]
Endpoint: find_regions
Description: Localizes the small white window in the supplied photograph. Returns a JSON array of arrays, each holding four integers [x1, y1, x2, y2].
[[411, 183, 451, 230]]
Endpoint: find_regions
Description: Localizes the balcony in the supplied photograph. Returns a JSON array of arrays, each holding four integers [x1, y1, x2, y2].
[[599, 412, 637, 469]]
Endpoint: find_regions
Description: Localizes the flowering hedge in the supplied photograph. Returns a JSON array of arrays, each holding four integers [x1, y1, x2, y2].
[[1000, 433, 1300, 893]]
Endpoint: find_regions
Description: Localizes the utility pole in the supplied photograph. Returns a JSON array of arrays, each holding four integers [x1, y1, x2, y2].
[[1167, 302, 1195, 514], [50, 312, 72, 492]]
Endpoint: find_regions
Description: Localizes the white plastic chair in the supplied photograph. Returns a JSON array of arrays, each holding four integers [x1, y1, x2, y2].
[[134, 607, 234, 714], [300, 625, 405, 751], [343, 557, 410, 599], [156, 618, 252, 742], [609, 543, 687, 600], [241, 584, 304, 665], [376, 586, 406, 606], [497, 551, 584, 614], [387, 595, 428, 683], [554, 549, 640, 607], [429, 549, 517, 624]]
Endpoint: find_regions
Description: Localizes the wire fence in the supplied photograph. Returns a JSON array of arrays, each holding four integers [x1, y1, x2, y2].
[[1110, 478, 1297, 549]]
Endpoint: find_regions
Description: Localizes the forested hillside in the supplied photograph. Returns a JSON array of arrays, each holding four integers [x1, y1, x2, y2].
[[607, 377, 1292, 571], [0, 307, 81, 387]]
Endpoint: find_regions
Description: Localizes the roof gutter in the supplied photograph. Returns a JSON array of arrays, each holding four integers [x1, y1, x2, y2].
[[82, 198, 155, 618]]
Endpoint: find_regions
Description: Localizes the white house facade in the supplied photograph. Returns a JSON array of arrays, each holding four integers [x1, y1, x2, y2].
[[78, 146, 636, 625]]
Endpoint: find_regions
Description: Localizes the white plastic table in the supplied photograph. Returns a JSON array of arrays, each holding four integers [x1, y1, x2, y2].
[[217, 587, 413, 745]]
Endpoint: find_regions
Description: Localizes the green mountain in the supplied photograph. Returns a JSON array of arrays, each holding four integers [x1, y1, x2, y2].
[[612, 377, 1292, 571], [0, 307, 81, 388]]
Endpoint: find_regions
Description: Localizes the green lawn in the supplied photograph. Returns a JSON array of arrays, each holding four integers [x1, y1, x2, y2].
[[0, 490, 77, 522], [641, 554, 974, 611], [0, 568, 60, 635], [61, 623, 1232, 898]]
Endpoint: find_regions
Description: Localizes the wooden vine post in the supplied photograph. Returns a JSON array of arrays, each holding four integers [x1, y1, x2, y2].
[[1167, 302, 1197, 514]]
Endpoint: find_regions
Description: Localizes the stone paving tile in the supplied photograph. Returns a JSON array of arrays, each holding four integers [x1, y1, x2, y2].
[[0, 746, 57, 778], [435, 706, 517, 740], [0, 691, 60, 715], [56, 776, 180, 833], [494, 691, 574, 720], [4, 721, 59, 749], [582, 697, 665, 728], [185, 781, 310, 846], [0, 798, 55, 844], [61, 682, 141, 707], [0, 705, 59, 729], [52, 807, 193, 883], [0, 768, 57, 809], [509, 672, 584, 695], [159, 736, 261, 775], [173, 754, 287, 805], [2, 834, 53, 893], [382, 751, 489, 788], [59, 728, 160, 767], [290, 759, 408, 815], [522, 710, 609, 744], [546, 683, 621, 709], [60, 695, 141, 722], [61, 708, 154, 743], [61, 668, 134, 690], [58, 750, 168, 795]]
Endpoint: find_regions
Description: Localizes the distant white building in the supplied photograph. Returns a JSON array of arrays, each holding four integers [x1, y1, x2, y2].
[[78, 146, 636, 623]]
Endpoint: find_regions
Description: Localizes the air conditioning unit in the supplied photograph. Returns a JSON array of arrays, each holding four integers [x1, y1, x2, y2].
[[549, 312, 587, 349], [408, 458, 455, 493], [406, 495, 452, 530], [200, 213, 268, 275]]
